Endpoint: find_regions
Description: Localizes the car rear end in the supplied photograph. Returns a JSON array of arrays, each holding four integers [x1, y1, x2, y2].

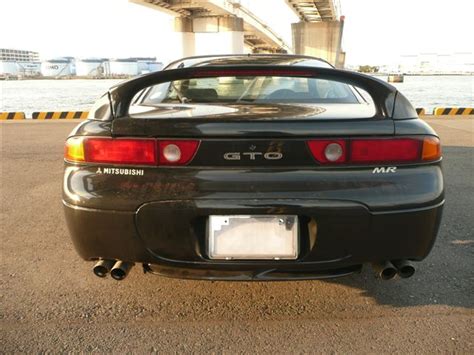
[[63, 63, 444, 281]]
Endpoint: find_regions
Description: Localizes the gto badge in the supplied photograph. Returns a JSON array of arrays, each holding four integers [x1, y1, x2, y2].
[[224, 152, 283, 160], [372, 167, 397, 174]]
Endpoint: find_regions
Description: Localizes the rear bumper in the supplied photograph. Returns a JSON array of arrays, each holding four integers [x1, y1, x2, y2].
[[144, 263, 363, 281], [64, 198, 444, 280]]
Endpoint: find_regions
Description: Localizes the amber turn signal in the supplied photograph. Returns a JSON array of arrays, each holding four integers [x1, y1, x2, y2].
[[422, 137, 441, 161], [64, 137, 85, 162]]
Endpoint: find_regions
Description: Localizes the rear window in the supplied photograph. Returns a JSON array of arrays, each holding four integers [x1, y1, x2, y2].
[[134, 75, 362, 106]]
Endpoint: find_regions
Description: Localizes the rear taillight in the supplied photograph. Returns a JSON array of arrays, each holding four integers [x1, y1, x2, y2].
[[64, 137, 200, 166], [158, 140, 200, 165], [351, 138, 421, 163], [64, 137, 85, 162], [307, 140, 347, 164], [422, 136, 442, 161], [86, 138, 157, 165], [307, 137, 441, 165]]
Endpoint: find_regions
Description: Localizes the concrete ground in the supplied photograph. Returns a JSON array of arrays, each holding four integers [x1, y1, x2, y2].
[[1, 118, 473, 353]]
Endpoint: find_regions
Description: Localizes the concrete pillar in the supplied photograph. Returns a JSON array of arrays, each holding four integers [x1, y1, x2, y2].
[[174, 16, 244, 57], [193, 16, 244, 55], [292, 20, 345, 68], [174, 17, 195, 58], [337, 51, 346, 69]]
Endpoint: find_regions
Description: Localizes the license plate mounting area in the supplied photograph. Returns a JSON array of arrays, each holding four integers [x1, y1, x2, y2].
[[207, 215, 298, 260]]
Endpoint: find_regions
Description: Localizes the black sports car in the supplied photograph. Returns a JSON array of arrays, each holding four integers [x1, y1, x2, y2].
[[63, 54, 444, 281]]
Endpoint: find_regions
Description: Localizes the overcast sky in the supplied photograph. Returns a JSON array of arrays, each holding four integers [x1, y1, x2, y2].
[[1, 0, 472, 65]]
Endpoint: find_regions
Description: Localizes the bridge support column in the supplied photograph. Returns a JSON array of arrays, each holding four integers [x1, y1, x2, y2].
[[292, 20, 345, 68], [175, 16, 244, 57], [174, 18, 196, 58], [193, 16, 244, 55]]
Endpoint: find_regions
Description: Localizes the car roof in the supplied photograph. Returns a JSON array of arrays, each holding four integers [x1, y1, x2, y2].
[[164, 54, 333, 70]]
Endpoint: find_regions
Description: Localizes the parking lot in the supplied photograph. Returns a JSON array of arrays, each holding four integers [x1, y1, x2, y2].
[[1, 118, 473, 353]]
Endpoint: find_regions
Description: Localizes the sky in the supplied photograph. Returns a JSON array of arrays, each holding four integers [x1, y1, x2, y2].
[[0, 0, 473, 66]]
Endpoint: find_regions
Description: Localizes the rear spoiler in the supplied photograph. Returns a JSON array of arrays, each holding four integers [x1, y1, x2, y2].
[[107, 65, 417, 120]]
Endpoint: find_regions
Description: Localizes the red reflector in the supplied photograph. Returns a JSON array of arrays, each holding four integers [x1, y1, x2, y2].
[[85, 138, 156, 165], [158, 140, 199, 165], [351, 139, 421, 163], [307, 140, 347, 164]]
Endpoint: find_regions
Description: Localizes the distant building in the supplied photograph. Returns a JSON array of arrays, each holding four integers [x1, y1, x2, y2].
[[75, 58, 106, 77], [0, 48, 39, 62], [0, 48, 41, 76], [399, 52, 473, 74], [104, 57, 163, 77], [41, 58, 74, 77], [1, 49, 163, 78]]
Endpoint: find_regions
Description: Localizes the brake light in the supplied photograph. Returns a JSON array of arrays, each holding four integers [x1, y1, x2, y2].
[[307, 137, 441, 164], [351, 138, 421, 163], [192, 69, 312, 78], [158, 140, 200, 165], [64, 137, 200, 166], [65, 137, 156, 165], [86, 138, 157, 165]]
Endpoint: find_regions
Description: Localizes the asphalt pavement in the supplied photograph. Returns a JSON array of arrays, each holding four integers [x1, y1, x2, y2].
[[1, 119, 473, 353]]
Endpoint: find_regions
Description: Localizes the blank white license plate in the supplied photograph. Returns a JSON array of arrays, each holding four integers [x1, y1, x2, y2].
[[208, 215, 298, 260]]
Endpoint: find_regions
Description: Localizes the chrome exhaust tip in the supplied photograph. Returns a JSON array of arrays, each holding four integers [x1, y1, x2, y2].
[[110, 261, 134, 281], [93, 259, 116, 278], [372, 261, 397, 280], [392, 260, 415, 279]]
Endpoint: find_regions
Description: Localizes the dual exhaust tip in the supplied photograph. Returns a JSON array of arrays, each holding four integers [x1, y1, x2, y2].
[[93, 260, 134, 280], [372, 260, 415, 280]]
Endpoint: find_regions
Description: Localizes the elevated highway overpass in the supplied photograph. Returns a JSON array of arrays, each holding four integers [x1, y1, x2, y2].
[[131, 0, 290, 53], [285, 0, 340, 21], [131, 0, 345, 67]]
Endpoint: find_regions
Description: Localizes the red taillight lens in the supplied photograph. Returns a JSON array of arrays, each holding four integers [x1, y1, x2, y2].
[[307, 140, 347, 163], [85, 138, 157, 165], [65, 137, 201, 166], [351, 138, 421, 163], [158, 140, 200, 165], [307, 137, 440, 165]]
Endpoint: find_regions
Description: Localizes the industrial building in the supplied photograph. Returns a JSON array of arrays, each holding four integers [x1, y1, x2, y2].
[[75, 58, 106, 76], [0, 49, 163, 79], [41, 58, 74, 77], [102, 57, 162, 77], [0, 48, 41, 77], [375, 52, 474, 75], [0, 48, 39, 62]]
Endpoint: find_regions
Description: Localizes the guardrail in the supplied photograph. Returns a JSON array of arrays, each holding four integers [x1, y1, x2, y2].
[[416, 107, 474, 116], [32, 111, 89, 119], [0, 112, 26, 120], [0, 111, 89, 120], [432, 107, 474, 116]]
